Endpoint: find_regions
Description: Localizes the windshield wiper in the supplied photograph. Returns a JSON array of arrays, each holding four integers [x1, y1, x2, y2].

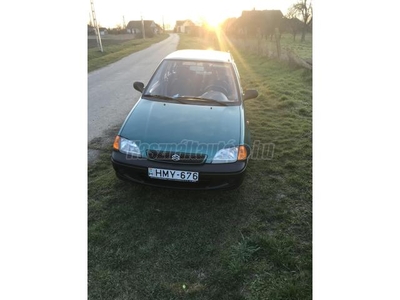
[[174, 96, 228, 106], [143, 94, 186, 103]]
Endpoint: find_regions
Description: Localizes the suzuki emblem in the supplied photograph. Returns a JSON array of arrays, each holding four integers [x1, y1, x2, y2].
[[171, 154, 181, 161]]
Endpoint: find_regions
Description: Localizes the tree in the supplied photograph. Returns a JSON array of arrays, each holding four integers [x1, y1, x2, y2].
[[283, 16, 303, 41], [288, 0, 312, 42]]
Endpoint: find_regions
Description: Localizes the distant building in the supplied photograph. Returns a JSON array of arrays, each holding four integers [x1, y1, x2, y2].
[[88, 25, 107, 36], [174, 20, 196, 33], [232, 10, 284, 38], [126, 20, 161, 38], [99, 27, 108, 35], [88, 24, 96, 35]]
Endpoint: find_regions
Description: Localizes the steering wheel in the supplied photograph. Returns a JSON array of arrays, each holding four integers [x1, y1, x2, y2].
[[204, 85, 229, 96]]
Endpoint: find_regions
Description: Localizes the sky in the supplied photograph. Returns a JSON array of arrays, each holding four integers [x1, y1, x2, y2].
[[90, 0, 297, 29]]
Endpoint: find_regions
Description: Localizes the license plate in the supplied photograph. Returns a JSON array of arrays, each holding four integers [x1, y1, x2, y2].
[[148, 168, 199, 182]]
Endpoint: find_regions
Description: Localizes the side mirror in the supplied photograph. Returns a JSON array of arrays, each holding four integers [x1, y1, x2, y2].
[[243, 89, 258, 101], [133, 81, 144, 93]]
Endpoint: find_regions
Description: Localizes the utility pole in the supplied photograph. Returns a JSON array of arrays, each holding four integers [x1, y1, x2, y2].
[[141, 14, 146, 39], [90, 0, 103, 52]]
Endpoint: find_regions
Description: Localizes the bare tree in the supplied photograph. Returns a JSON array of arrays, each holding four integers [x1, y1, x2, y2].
[[288, 0, 312, 42], [283, 14, 303, 41]]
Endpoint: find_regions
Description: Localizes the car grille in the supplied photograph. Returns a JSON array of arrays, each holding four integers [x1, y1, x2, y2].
[[146, 150, 206, 164]]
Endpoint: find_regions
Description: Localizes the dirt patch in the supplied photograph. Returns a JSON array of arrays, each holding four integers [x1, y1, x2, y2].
[[88, 125, 120, 165], [88, 148, 102, 165]]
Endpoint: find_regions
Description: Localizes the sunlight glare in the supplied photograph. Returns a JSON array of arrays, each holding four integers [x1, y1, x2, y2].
[[199, 8, 225, 31]]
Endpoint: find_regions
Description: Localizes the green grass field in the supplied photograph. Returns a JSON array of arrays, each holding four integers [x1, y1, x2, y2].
[[88, 33, 312, 299], [280, 33, 312, 59], [88, 33, 169, 72]]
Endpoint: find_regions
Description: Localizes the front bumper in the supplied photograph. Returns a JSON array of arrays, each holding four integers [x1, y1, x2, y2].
[[111, 151, 247, 190]]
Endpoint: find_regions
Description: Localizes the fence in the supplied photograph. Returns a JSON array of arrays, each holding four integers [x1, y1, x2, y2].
[[227, 34, 312, 70]]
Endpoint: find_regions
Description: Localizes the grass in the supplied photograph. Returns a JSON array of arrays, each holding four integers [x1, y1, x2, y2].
[[215, 32, 312, 62], [279, 33, 312, 60], [88, 33, 169, 72], [88, 33, 312, 299]]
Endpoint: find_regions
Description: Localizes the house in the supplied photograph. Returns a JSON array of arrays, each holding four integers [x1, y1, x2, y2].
[[232, 10, 284, 39], [88, 25, 107, 36], [174, 20, 196, 33], [88, 24, 96, 35], [99, 27, 108, 35], [126, 20, 160, 38], [221, 17, 238, 36], [155, 23, 164, 34]]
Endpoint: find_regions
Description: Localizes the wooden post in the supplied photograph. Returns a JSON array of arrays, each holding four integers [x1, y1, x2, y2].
[[275, 28, 281, 58]]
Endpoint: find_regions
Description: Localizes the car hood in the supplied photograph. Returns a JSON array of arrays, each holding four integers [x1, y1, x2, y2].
[[120, 99, 242, 160]]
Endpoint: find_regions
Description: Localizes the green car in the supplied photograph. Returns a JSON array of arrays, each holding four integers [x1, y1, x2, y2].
[[111, 49, 258, 189]]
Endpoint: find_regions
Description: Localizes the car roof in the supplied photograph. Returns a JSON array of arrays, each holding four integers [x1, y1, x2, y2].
[[164, 49, 234, 63]]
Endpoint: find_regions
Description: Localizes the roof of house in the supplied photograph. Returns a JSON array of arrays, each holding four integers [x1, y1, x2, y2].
[[175, 20, 185, 26], [126, 20, 156, 29], [175, 20, 195, 27], [237, 9, 283, 24]]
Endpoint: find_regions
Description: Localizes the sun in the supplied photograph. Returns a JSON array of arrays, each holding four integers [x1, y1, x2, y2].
[[200, 14, 223, 31], [205, 19, 221, 30]]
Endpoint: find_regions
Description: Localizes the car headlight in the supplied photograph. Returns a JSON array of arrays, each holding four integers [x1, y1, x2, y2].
[[211, 145, 248, 164], [212, 147, 238, 164], [113, 136, 141, 157]]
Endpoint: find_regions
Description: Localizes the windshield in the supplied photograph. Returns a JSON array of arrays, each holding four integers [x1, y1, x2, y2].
[[144, 59, 240, 104]]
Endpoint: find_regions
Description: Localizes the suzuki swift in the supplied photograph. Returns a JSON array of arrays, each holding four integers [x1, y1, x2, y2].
[[111, 49, 258, 189]]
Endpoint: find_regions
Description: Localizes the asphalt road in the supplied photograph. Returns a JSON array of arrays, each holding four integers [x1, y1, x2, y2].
[[88, 33, 179, 144]]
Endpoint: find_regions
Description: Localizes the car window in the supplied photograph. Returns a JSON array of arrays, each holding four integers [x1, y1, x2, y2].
[[145, 59, 240, 103]]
